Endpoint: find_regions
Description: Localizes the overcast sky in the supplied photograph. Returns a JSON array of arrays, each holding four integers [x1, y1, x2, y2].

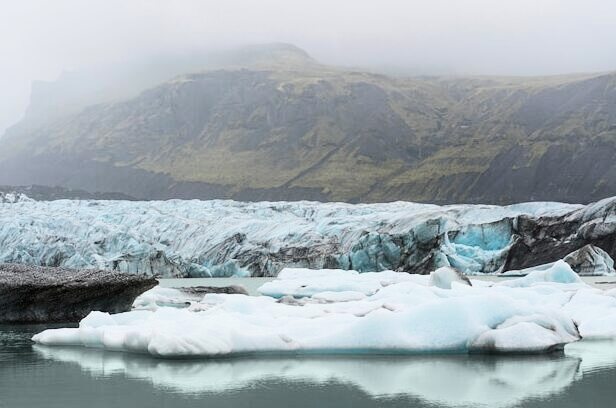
[[2, 0, 616, 134]]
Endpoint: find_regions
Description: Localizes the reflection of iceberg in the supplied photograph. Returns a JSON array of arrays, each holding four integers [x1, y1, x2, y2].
[[565, 339, 616, 373], [35, 343, 612, 407]]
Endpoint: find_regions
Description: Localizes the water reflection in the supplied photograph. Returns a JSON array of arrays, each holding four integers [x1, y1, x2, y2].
[[32, 341, 616, 407]]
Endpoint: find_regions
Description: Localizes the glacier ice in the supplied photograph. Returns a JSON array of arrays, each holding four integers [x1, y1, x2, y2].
[[0, 192, 33, 203], [132, 285, 248, 311], [1, 197, 599, 277], [429, 266, 471, 289], [563, 244, 615, 276], [33, 260, 616, 357], [498, 260, 584, 288]]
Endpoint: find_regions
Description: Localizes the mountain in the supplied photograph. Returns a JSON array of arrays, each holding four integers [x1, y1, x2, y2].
[[1, 44, 615, 204], [2, 43, 316, 140]]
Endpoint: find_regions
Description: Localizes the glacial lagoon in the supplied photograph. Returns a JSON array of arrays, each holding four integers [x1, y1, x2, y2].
[[4, 275, 616, 407], [2, 323, 616, 408]]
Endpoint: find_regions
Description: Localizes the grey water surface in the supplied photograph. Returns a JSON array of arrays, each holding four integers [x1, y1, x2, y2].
[[157, 276, 616, 296], [2, 324, 616, 408]]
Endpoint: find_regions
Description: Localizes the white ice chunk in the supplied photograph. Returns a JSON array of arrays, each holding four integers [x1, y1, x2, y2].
[[132, 287, 192, 310], [430, 266, 471, 289], [497, 261, 584, 288], [311, 291, 366, 302], [33, 262, 604, 357], [257, 268, 412, 298]]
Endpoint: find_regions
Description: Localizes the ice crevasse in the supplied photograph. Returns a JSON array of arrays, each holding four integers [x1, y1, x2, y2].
[[2, 197, 605, 277], [33, 260, 616, 357]]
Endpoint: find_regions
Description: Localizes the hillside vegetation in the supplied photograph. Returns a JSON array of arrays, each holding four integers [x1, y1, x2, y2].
[[1, 44, 615, 204]]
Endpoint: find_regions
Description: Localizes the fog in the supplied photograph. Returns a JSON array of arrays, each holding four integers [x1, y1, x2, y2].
[[1, 0, 616, 135]]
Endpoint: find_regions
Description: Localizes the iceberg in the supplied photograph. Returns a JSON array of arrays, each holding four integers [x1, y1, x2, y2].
[[498, 260, 584, 288], [2, 196, 614, 277], [132, 285, 249, 311], [429, 266, 472, 289], [34, 261, 616, 357], [563, 244, 616, 276]]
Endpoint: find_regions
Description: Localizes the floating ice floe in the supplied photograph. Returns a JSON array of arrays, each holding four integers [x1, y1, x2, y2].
[[132, 285, 249, 311], [32, 260, 616, 357]]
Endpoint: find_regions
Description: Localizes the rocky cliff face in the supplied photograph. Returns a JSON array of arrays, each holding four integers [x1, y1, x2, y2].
[[0, 45, 615, 204]]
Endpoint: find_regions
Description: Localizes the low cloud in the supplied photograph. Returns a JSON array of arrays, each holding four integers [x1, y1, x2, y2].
[[1, 0, 615, 133]]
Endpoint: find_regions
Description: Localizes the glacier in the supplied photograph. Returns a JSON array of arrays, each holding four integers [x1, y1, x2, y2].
[[0, 191, 32, 204], [2, 197, 615, 277], [33, 260, 616, 357]]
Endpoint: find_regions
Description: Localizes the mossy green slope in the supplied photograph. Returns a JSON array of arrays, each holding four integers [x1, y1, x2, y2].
[[1, 58, 615, 204]]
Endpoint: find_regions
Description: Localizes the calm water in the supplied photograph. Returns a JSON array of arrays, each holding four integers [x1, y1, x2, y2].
[[2, 324, 616, 407], [157, 276, 616, 296]]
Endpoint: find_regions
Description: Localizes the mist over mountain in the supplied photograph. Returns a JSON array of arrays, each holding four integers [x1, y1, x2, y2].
[[1, 44, 615, 204], [3, 44, 316, 139]]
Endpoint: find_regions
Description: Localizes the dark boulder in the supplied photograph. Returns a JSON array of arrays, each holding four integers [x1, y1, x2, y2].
[[0, 263, 157, 323]]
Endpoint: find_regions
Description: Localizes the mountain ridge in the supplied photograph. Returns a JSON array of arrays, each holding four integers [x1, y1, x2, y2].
[[1, 44, 615, 204]]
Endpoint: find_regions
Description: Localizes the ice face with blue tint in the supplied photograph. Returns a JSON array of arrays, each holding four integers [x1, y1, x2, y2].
[[339, 233, 402, 272], [0, 198, 585, 277], [442, 220, 515, 274], [449, 221, 514, 251]]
